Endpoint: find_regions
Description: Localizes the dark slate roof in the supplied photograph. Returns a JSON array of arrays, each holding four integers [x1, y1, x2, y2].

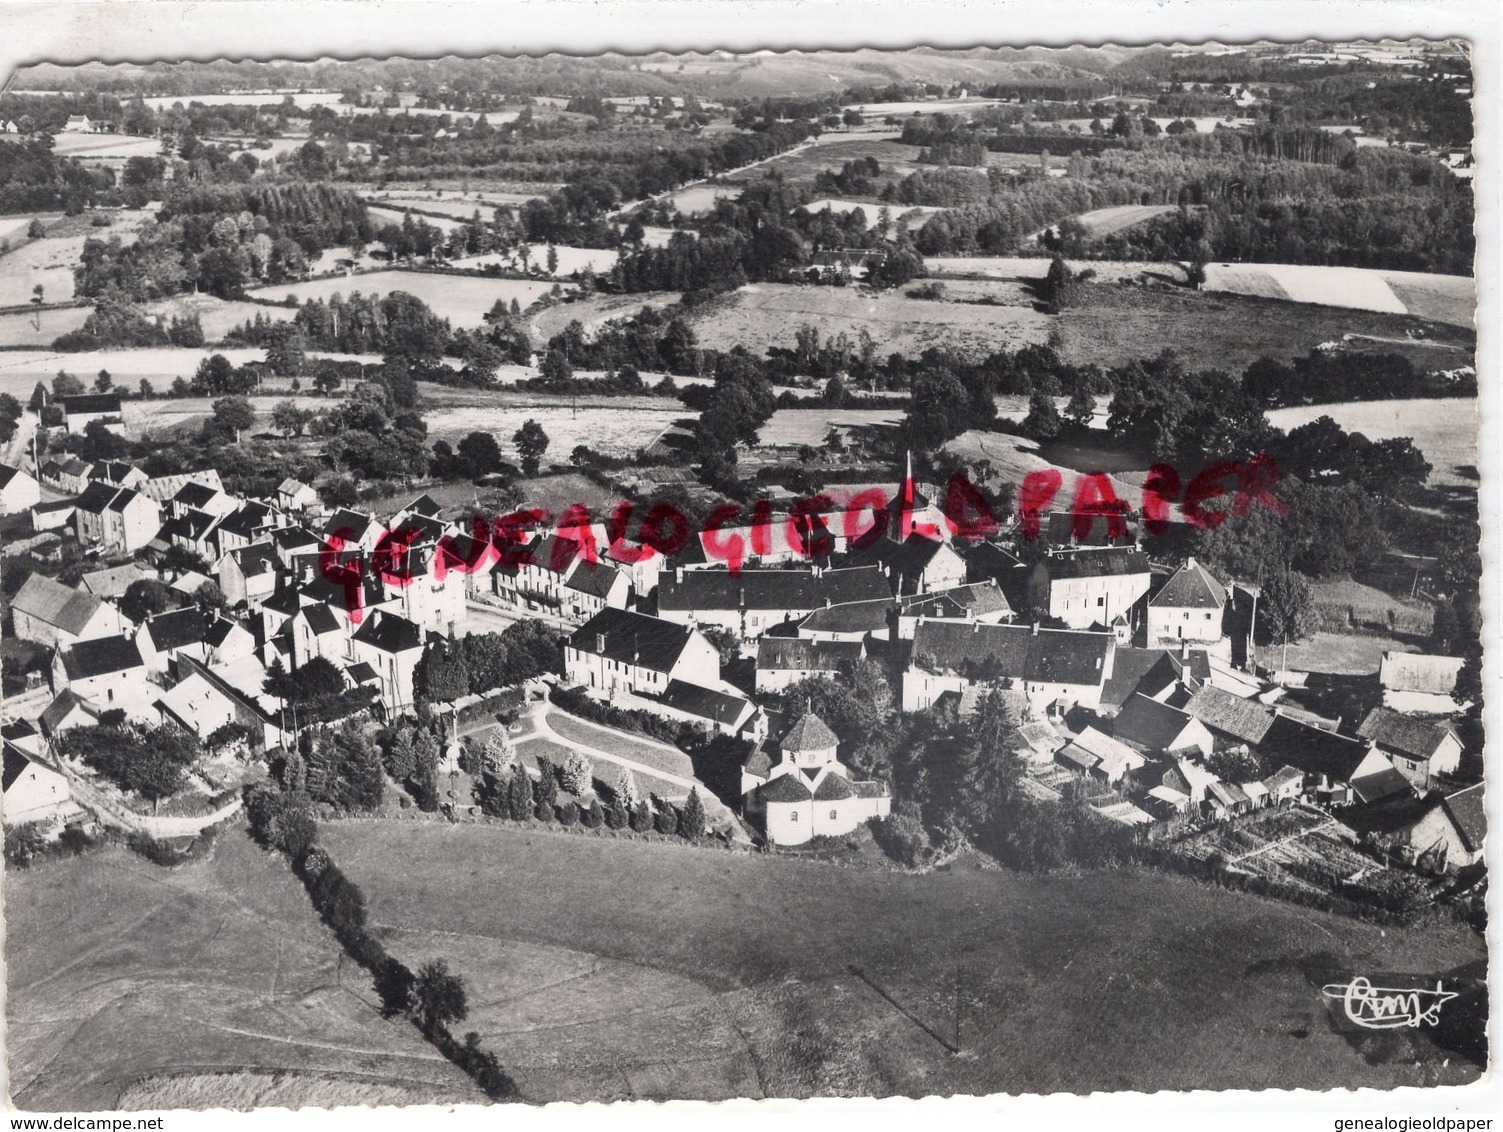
[[908, 621, 1032, 677], [323, 508, 377, 542], [299, 603, 341, 635], [570, 608, 693, 674], [526, 533, 584, 576], [351, 610, 423, 654], [658, 565, 890, 613], [1045, 510, 1135, 546], [661, 679, 750, 725], [215, 502, 271, 541], [39, 688, 92, 735], [260, 586, 303, 617], [227, 542, 278, 579], [756, 637, 863, 672], [1023, 628, 1113, 686], [403, 493, 443, 518], [271, 525, 320, 550], [1258, 714, 1375, 783], [11, 574, 105, 635], [2, 718, 38, 743], [1113, 693, 1201, 751], [781, 710, 838, 751], [142, 607, 209, 651], [797, 597, 892, 635], [849, 534, 953, 587], [1100, 647, 1177, 709], [172, 481, 219, 507], [204, 617, 243, 648], [3, 743, 33, 792], [88, 460, 136, 483], [0, 463, 27, 489], [900, 581, 1012, 620], [743, 747, 774, 778], [63, 393, 122, 415], [1441, 783, 1485, 853], [1350, 766, 1415, 805], [565, 558, 624, 600], [1040, 548, 1150, 581], [1184, 685, 1276, 744], [1356, 707, 1455, 761], [814, 772, 856, 800], [179, 509, 219, 540], [74, 480, 120, 515], [760, 773, 812, 803], [347, 661, 380, 684], [105, 487, 144, 514], [61, 635, 145, 681], [1150, 559, 1228, 609]]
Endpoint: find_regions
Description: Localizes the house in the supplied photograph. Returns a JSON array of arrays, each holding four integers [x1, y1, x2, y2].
[[1162, 757, 1219, 806], [1147, 558, 1228, 647], [377, 539, 467, 636], [741, 709, 889, 845], [134, 607, 211, 674], [850, 533, 968, 595], [41, 456, 91, 494], [0, 463, 41, 514], [1098, 647, 1181, 712], [1342, 782, 1485, 872], [38, 688, 99, 740], [276, 477, 320, 512], [79, 563, 154, 600], [1262, 764, 1305, 805], [657, 565, 891, 640], [216, 542, 280, 607], [1356, 707, 1463, 788], [565, 608, 720, 700], [901, 621, 1115, 714], [1112, 693, 1214, 757], [74, 482, 160, 554], [1183, 684, 1276, 747], [496, 531, 582, 611], [1057, 726, 1145, 784], [893, 581, 1013, 638], [2, 718, 43, 758], [167, 479, 237, 521], [155, 671, 243, 743], [62, 393, 125, 434], [52, 634, 148, 705], [322, 507, 383, 553], [659, 679, 763, 739], [347, 609, 425, 715], [1378, 651, 1466, 714], [87, 460, 148, 490], [62, 114, 94, 133], [212, 502, 275, 557], [31, 499, 75, 531], [10, 573, 127, 648], [1020, 548, 1151, 631], [137, 468, 225, 504], [755, 637, 864, 692], [795, 597, 895, 642], [291, 603, 348, 668], [561, 559, 631, 625], [1256, 714, 1407, 806], [1205, 780, 1253, 820], [3, 742, 86, 830]]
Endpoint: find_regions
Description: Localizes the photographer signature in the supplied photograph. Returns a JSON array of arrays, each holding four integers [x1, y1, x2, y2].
[[1321, 976, 1458, 1029]]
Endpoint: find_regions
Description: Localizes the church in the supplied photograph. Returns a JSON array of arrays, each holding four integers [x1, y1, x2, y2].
[[740, 709, 890, 845]]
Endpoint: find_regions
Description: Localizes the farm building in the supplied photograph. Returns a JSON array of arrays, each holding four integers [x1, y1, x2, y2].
[[741, 709, 889, 846], [1343, 781, 1485, 872], [1098, 647, 1183, 711], [137, 468, 225, 504], [61, 393, 125, 435], [79, 563, 154, 600], [755, 637, 865, 693], [41, 457, 91, 494], [9, 573, 127, 648], [659, 679, 763, 740], [901, 620, 1115, 715], [276, 477, 320, 511], [1111, 693, 1215, 757], [52, 635, 154, 718], [0, 463, 41, 515], [657, 565, 891, 639], [1147, 558, 1227, 648], [31, 499, 75, 531], [565, 607, 720, 701], [87, 460, 147, 490], [1355, 707, 1463, 788], [893, 581, 1013, 638], [1256, 714, 1409, 806], [1019, 548, 1151, 632], [216, 542, 279, 607], [1379, 651, 1466, 714], [849, 533, 968, 595], [1182, 684, 1276, 747], [2, 742, 85, 830]]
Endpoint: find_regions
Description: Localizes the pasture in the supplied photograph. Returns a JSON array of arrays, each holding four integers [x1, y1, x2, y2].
[[663, 183, 742, 216], [753, 137, 922, 182], [4, 834, 480, 1111], [147, 294, 296, 341], [416, 384, 686, 457], [1267, 398, 1478, 487], [0, 305, 90, 347], [361, 192, 543, 217], [366, 204, 465, 232], [799, 199, 945, 228], [0, 349, 388, 402], [138, 91, 345, 110], [759, 407, 903, 448], [1040, 203, 1179, 241], [247, 270, 561, 327], [322, 820, 1484, 1102], [46, 133, 162, 159], [530, 290, 681, 342], [1201, 264, 1473, 326]]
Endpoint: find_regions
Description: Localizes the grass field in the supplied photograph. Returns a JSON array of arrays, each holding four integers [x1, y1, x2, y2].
[[147, 294, 296, 341], [530, 291, 681, 343], [1202, 264, 1473, 326], [416, 384, 686, 457], [1255, 632, 1419, 676], [546, 709, 696, 779], [0, 210, 154, 307], [1039, 203, 1178, 242], [366, 205, 467, 233], [4, 834, 480, 1111], [1267, 399, 1478, 487], [322, 821, 1484, 1102], [756, 138, 923, 182], [247, 271, 560, 327], [0, 349, 388, 402], [0, 306, 90, 347], [46, 133, 162, 159], [759, 407, 903, 447]]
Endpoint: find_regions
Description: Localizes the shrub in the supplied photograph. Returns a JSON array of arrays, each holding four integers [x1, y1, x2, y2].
[[534, 800, 555, 823], [3, 822, 49, 867], [532, 756, 558, 807], [654, 804, 679, 836], [629, 799, 653, 833], [871, 811, 931, 867], [680, 788, 706, 840], [558, 800, 580, 826], [606, 796, 629, 829], [560, 751, 592, 796], [580, 799, 604, 828]]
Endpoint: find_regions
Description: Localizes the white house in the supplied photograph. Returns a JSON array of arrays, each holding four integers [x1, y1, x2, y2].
[[3, 742, 86, 830], [276, 477, 320, 512], [565, 607, 720, 700], [347, 609, 425, 715], [0, 463, 41, 515], [1024, 549, 1152, 631], [73, 482, 160, 554], [754, 637, 864, 693], [62, 393, 124, 434], [901, 621, 1115, 715], [1147, 558, 1228, 647], [656, 565, 891, 640], [10, 573, 127, 648], [1111, 692, 1215, 757], [740, 710, 889, 846]]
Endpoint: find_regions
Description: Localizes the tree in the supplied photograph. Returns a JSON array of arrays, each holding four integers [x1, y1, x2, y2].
[[680, 788, 706, 841], [1022, 390, 1062, 441], [413, 960, 468, 1033], [212, 396, 256, 442], [271, 400, 313, 437], [120, 578, 176, 623], [30, 284, 44, 331], [1040, 255, 1082, 308], [457, 430, 503, 477], [414, 643, 470, 704], [52, 370, 84, 398], [612, 767, 640, 810], [385, 727, 418, 781], [1207, 746, 1266, 782], [1064, 387, 1096, 429], [532, 755, 559, 807], [26, 217, 45, 239], [560, 751, 591, 796], [507, 767, 533, 820], [513, 418, 550, 476], [629, 799, 652, 832], [93, 368, 112, 393], [1259, 569, 1317, 671]]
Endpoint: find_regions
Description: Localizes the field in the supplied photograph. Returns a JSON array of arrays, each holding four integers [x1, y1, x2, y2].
[[416, 384, 686, 457], [321, 820, 1485, 1101], [4, 834, 480, 1111], [361, 192, 543, 217], [530, 290, 681, 342], [46, 133, 162, 159], [0, 305, 91, 347], [136, 92, 345, 110], [366, 205, 466, 232], [1039, 203, 1179, 241], [1201, 264, 1473, 327], [751, 137, 922, 182], [147, 294, 297, 341], [247, 271, 561, 328], [662, 183, 743, 216], [759, 407, 903, 447], [0, 210, 154, 307], [1267, 399, 1478, 487], [1255, 632, 1419, 677], [799, 199, 945, 228], [0, 214, 60, 241]]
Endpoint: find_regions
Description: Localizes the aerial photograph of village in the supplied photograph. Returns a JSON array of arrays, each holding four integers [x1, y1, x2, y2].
[[0, 29, 1487, 1113]]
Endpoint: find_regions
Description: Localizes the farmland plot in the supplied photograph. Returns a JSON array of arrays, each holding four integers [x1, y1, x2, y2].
[[1202, 263, 1473, 325], [1267, 398, 1477, 487], [1036, 203, 1178, 241], [0, 305, 90, 347], [147, 294, 296, 341], [0, 349, 390, 401], [418, 387, 686, 456], [248, 270, 561, 327], [46, 133, 162, 159]]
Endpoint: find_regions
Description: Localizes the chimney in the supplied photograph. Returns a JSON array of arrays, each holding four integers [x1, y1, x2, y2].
[[596, 633, 606, 652], [972, 619, 980, 633]]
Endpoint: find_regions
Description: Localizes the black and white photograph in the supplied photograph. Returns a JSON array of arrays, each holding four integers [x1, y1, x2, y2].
[[0, 0, 1495, 1120]]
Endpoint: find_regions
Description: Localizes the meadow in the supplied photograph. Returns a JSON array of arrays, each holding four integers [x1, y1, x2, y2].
[[247, 271, 561, 328], [1267, 398, 1478, 487], [4, 834, 480, 1111], [416, 384, 686, 456], [321, 820, 1485, 1102]]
